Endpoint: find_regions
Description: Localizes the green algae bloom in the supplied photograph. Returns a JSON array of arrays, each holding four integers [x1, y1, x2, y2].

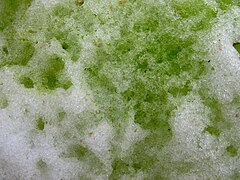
[[0, 0, 240, 179]]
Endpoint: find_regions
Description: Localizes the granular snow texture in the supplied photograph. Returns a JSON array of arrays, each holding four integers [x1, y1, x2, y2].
[[0, 0, 240, 179]]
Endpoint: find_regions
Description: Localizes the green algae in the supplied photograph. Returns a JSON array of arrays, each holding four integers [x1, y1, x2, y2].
[[67, 145, 91, 161], [226, 144, 238, 157], [41, 56, 65, 90], [58, 111, 66, 122], [234, 43, 240, 53], [0, 0, 239, 178], [171, 0, 217, 19], [0, 92, 8, 109], [47, 3, 96, 61], [232, 171, 240, 180], [0, 2, 80, 92], [110, 159, 132, 180], [216, 0, 238, 10], [0, 39, 35, 67], [81, 0, 216, 176], [20, 76, 34, 88], [199, 89, 233, 138], [37, 118, 45, 131], [64, 144, 105, 174], [75, 0, 84, 6], [204, 126, 221, 137], [36, 159, 47, 170], [0, 0, 32, 30], [17, 55, 72, 91], [71, 145, 87, 159], [49, 5, 82, 62]]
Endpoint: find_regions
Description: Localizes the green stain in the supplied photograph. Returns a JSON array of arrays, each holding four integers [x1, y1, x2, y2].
[[130, 141, 161, 171], [36, 159, 47, 169], [121, 90, 134, 101], [58, 111, 66, 122], [0, 0, 32, 30], [20, 76, 34, 88], [232, 171, 240, 180], [0, 92, 8, 109], [64, 144, 104, 174], [204, 126, 220, 137], [37, 118, 45, 131], [81, 0, 216, 175], [14, 54, 72, 91], [1, 0, 238, 178], [66, 144, 99, 162], [200, 89, 232, 138], [69, 145, 88, 160], [130, 125, 172, 168], [12, 41, 35, 66], [53, 4, 74, 18], [38, 56, 64, 90], [62, 80, 73, 90], [50, 5, 82, 61], [85, 65, 117, 94], [1, 40, 35, 67], [34, 55, 72, 90], [168, 81, 192, 98], [48, 56, 64, 71], [0, 2, 110, 94], [44, 73, 58, 90], [110, 159, 131, 180], [133, 6, 159, 33], [216, 0, 235, 10], [171, 0, 217, 19], [75, 0, 85, 6], [2, 46, 8, 55], [169, 0, 217, 32], [233, 43, 240, 53], [47, 3, 97, 62], [226, 145, 238, 157]]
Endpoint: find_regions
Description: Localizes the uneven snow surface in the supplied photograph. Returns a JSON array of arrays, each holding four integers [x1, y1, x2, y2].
[[0, 0, 240, 179]]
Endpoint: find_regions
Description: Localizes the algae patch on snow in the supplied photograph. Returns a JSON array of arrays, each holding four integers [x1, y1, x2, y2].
[[0, 0, 240, 179]]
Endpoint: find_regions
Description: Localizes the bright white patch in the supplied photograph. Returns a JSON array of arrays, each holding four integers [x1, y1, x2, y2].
[[120, 112, 148, 156], [200, 7, 240, 102], [83, 121, 113, 168]]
